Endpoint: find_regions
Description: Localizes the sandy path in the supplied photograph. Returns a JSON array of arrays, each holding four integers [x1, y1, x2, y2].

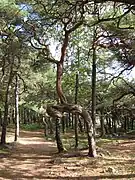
[[0, 130, 135, 180], [0, 130, 58, 180]]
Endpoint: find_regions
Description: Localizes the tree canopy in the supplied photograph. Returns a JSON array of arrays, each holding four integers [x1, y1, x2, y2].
[[0, 0, 135, 157]]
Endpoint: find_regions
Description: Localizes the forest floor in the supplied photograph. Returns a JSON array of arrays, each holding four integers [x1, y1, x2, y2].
[[0, 129, 135, 180]]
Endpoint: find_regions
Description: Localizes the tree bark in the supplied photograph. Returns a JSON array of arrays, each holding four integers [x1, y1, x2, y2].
[[68, 113, 71, 127], [46, 18, 96, 156], [61, 116, 65, 134], [91, 26, 97, 134], [78, 117, 83, 132], [56, 32, 69, 104], [48, 118, 54, 135], [100, 109, 105, 137], [55, 118, 64, 153], [0, 110, 2, 126], [131, 119, 134, 130], [47, 104, 97, 157], [72, 114, 74, 129], [75, 73, 79, 148], [81, 109, 97, 157], [23, 108, 27, 124], [42, 116, 48, 137], [75, 114, 79, 148], [1, 67, 14, 144], [14, 75, 19, 141], [1, 100, 8, 144]]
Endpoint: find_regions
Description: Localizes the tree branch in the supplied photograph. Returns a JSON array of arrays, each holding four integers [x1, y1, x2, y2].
[[95, 0, 135, 5], [113, 91, 135, 104]]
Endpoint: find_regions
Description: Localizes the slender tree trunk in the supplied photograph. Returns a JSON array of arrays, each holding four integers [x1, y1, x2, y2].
[[78, 117, 83, 132], [75, 74, 79, 102], [107, 116, 112, 134], [56, 32, 69, 104], [48, 118, 53, 135], [113, 118, 117, 134], [75, 72, 79, 148], [75, 114, 78, 148], [51, 22, 97, 155], [65, 114, 69, 129], [33, 112, 36, 123], [0, 110, 2, 126], [100, 109, 105, 137], [91, 29, 97, 134], [43, 116, 48, 137], [1, 69, 14, 144], [84, 118, 86, 131], [61, 116, 65, 134], [68, 113, 71, 127], [55, 118, 64, 153], [127, 117, 130, 131], [1, 101, 8, 144], [124, 117, 127, 132], [23, 108, 27, 124], [72, 114, 74, 129], [12, 109, 15, 124], [81, 110, 97, 157], [14, 75, 19, 141], [131, 119, 134, 130], [8, 109, 11, 124], [27, 109, 30, 124]]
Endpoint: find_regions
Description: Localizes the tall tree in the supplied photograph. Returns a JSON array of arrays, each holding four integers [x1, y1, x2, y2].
[[14, 75, 19, 141]]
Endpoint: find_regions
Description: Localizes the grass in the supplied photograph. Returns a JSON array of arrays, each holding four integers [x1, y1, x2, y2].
[[45, 129, 122, 151], [45, 130, 90, 150], [45, 129, 123, 151], [7, 123, 44, 131], [20, 123, 44, 131], [96, 138, 121, 147], [0, 146, 10, 155]]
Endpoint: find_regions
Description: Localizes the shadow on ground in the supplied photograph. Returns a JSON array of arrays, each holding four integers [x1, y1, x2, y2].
[[0, 131, 135, 180]]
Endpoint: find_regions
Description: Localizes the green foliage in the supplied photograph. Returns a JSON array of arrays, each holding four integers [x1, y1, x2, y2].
[[0, 0, 135, 133], [0, 0, 19, 14], [0, 0, 27, 22], [0, 148, 10, 154], [46, 130, 88, 150], [20, 123, 43, 131]]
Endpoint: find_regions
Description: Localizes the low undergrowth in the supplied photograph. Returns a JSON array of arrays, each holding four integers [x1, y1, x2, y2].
[[20, 123, 44, 131], [45, 129, 122, 151]]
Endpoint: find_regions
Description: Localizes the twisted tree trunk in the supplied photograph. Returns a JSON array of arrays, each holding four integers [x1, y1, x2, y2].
[[47, 104, 97, 157], [46, 19, 96, 157]]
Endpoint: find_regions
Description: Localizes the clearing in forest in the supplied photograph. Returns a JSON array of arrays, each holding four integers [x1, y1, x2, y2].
[[0, 130, 135, 180]]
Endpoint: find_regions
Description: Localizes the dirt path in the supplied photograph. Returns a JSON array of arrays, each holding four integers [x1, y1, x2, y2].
[[0, 130, 135, 180], [0, 130, 58, 180]]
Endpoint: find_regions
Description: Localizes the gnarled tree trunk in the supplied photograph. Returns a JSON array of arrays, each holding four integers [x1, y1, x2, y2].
[[46, 18, 96, 157], [47, 104, 97, 157]]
